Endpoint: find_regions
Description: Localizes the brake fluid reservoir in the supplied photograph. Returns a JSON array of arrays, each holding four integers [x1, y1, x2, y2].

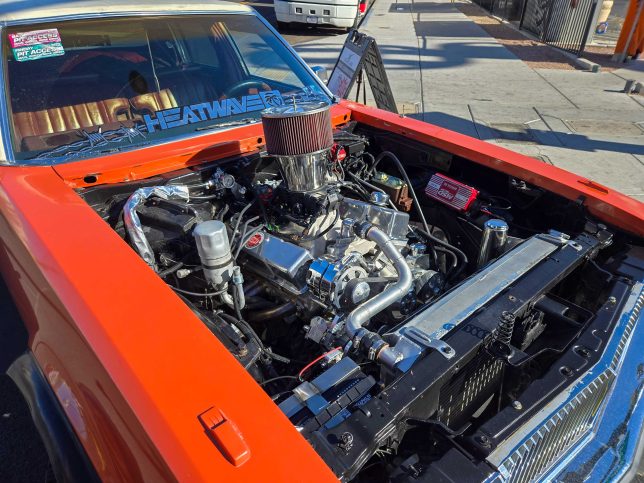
[[193, 220, 233, 288]]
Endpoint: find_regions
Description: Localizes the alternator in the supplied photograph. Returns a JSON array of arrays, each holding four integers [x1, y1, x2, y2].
[[307, 253, 369, 308]]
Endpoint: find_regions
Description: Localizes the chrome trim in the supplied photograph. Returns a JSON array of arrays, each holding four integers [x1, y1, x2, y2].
[[274, 149, 331, 192], [0, 25, 11, 164], [0, 10, 335, 166], [0, 9, 253, 27], [486, 281, 644, 483]]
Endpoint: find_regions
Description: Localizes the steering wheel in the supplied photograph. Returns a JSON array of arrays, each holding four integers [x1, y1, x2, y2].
[[223, 79, 272, 99]]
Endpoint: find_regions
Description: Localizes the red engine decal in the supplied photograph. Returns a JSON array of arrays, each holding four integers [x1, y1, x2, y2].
[[424, 173, 479, 212], [245, 232, 265, 249]]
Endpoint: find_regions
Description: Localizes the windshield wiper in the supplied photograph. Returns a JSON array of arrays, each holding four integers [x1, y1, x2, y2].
[[195, 118, 258, 132]]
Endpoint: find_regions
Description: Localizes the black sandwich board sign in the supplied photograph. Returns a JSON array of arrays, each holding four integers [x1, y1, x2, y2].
[[327, 30, 397, 114]]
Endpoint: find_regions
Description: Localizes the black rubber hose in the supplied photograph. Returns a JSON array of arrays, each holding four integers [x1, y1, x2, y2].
[[416, 227, 468, 280], [188, 194, 219, 201], [158, 262, 183, 278], [376, 151, 430, 234], [246, 302, 297, 323], [296, 211, 339, 242], [169, 285, 227, 297], [243, 280, 263, 297], [229, 291, 291, 364], [346, 172, 399, 211], [369, 150, 469, 279]]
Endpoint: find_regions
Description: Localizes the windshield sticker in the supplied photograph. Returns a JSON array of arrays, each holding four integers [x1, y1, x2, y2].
[[32, 125, 147, 160], [143, 90, 285, 133], [9, 28, 65, 62], [13, 43, 65, 62], [9, 29, 61, 48]]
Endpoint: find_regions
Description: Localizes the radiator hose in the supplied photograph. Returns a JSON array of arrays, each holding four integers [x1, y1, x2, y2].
[[343, 221, 411, 368]]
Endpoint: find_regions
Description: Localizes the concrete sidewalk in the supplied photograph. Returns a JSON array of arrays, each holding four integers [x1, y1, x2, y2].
[[294, 0, 644, 202]]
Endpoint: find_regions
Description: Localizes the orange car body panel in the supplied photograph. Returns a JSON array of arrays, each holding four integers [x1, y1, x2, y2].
[[1, 101, 642, 481], [0, 167, 337, 481]]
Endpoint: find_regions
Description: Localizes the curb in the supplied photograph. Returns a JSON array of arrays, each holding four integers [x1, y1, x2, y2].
[[624, 80, 644, 95], [574, 57, 601, 73]]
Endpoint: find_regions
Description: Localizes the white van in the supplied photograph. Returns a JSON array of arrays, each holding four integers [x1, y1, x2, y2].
[[275, 0, 368, 30]]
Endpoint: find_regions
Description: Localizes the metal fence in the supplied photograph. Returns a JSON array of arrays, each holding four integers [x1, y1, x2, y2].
[[470, 0, 599, 56], [520, 0, 598, 55], [489, 0, 525, 22]]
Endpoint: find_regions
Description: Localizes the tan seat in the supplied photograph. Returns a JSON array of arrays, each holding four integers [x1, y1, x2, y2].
[[130, 89, 178, 115], [13, 98, 130, 146]]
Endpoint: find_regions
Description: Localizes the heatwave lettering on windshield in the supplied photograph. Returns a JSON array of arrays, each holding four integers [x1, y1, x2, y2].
[[143, 90, 285, 133]]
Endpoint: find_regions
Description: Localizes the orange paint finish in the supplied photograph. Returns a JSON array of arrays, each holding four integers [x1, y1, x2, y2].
[[343, 101, 644, 237], [0, 166, 337, 482]]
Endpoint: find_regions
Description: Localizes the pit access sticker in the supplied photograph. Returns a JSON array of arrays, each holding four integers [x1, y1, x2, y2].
[[9, 29, 61, 47], [9, 28, 65, 62]]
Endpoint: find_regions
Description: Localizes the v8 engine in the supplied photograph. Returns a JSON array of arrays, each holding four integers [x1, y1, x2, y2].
[[80, 100, 639, 482]]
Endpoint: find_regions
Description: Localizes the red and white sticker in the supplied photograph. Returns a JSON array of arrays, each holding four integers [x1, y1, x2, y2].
[[9, 29, 61, 48], [425, 173, 479, 212]]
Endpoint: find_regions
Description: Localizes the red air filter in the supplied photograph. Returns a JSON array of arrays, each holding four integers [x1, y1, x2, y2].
[[262, 101, 333, 156]]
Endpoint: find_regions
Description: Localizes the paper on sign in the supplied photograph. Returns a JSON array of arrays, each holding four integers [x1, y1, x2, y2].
[[339, 48, 361, 71], [9, 29, 61, 48], [328, 71, 352, 98]]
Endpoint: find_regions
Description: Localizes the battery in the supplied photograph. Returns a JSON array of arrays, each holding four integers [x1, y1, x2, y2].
[[424, 173, 479, 212]]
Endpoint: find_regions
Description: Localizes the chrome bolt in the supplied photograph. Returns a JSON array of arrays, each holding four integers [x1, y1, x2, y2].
[[608, 296, 617, 305], [512, 400, 523, 411]]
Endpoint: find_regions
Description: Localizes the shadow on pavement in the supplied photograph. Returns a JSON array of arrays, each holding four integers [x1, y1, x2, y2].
[[424, 110, 644, 156], [297, 41, 521, 68]]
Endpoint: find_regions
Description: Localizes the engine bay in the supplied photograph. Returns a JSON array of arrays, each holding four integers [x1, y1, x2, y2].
[[79, 102, 643, 481]]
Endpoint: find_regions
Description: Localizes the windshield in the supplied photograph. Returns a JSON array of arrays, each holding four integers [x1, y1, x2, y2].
[[3, 14, 331, 164]]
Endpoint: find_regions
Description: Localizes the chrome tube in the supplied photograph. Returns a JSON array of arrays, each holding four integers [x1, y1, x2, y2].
[[344, 223, 413, 366], [477, 219, 509, 268], [123, 185, 190, 270], [274, 149, 330, 192]]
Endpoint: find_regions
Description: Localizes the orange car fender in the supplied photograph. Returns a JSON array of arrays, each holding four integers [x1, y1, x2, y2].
[[0, 166, 337, 482]]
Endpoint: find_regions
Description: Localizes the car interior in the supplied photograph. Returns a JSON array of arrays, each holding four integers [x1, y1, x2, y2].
[[5, 16, 296, 155]]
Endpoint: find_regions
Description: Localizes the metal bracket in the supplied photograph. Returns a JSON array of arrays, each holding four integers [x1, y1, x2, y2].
[[403, 327, 455, 359], [391, 327, 456, 372]]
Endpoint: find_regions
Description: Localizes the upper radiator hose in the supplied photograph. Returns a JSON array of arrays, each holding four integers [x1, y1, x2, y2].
[[344, 221, 412, 367], [123, 186, 190, 270]]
